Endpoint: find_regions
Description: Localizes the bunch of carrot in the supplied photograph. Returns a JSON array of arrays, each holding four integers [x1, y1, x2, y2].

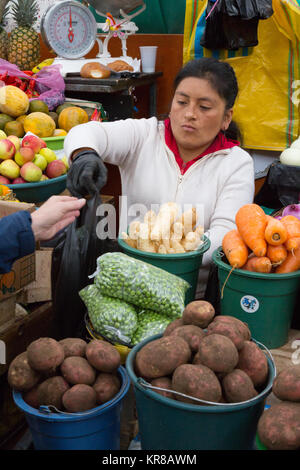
[[222, 203, 300, 274]]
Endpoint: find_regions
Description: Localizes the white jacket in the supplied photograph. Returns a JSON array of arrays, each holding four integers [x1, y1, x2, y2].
[[65, 117, 255, 297]]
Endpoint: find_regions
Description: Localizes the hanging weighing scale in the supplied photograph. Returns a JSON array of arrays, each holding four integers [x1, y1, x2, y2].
[[40, 0, 146, 77]]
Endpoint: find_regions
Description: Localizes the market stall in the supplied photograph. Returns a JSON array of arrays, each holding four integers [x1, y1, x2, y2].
[[0, 0, 299, 455]]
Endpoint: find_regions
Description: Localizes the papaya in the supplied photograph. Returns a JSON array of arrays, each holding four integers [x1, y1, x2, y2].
[[58, 106, 89, 132], [0, 86, 29, 117], [23, 112, 56, 138]]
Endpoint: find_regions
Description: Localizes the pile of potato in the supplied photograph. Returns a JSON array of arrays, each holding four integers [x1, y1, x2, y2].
[[257, 366, 300, 450], [8, 337, 122, 413], [135, 300, 269, 405]]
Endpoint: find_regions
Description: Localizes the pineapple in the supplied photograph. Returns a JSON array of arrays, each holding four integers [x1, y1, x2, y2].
[[0, 0, 9, 60], [7, 0, 40, 70]]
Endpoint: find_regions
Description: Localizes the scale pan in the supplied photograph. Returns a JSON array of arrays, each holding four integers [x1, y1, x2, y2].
[[88, 0, 145, 17]]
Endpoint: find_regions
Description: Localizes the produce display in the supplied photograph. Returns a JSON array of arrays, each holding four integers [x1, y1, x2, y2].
[[8, 337, 122, 413], [134, 300, 271, 406], [121, 202, 204, 254], [0, 132, 67, 184], [94, 252, 189, 319], [222, 203, 300, 274], [257, 365, 300, 450]]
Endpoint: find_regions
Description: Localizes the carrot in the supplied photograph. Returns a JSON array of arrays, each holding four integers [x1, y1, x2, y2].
[[280, 216, 300, 251], [267, 244, 288, 265], [275, 246, 300, 273], [222, 229, 249, 268], [235, 204, 267, 257], [241, 256, 272, 273], [264, 215, 288, 246]]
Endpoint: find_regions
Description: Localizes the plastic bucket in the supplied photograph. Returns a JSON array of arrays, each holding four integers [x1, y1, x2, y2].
[[13, 366, 130, 450], [126, 334, 275, 450], [118, 235, 210, 304], [212, 247, 300, 349]]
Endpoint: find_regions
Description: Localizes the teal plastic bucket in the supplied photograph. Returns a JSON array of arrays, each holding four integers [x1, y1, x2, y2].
[[126, 335, 275, 450], [212, 247, 300, 349], [13, 366, 130, 450], [118, 235, 210, 304]]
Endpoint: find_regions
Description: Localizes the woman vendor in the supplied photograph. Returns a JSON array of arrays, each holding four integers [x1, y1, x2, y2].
[[64, 57, 254, 298]]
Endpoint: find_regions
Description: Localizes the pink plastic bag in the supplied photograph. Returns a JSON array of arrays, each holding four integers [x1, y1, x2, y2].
[[0, 59, 65, 110]]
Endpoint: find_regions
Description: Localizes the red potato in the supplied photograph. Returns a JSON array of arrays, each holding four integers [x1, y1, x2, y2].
[[59, 338, 87, 358], [169, 324, 205, 352], [85, 339, 121, 373], [257, 402, 300, 450], [37, 376, 70, 410], [206, 318, 246, 350], [212, 316, 251, 341], [23, 385, 40, 409], [182, 300, 215, 328], [222, 369, 258, 403], [150, 377, 174, 399], [237, 341, 268, 387], [194, 333, 239, 374], [60, 356, 96, 385], [172, 364, 222, 404], [272, 365, 300, 402], [26, 337, 65, 374], [163, 317, 184, 336], [7, 352, 41, 391], [93, 373, 121, 404], [62, 384, 97, 412]]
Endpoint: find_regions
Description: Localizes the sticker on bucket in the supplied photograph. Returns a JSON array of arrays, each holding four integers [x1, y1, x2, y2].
[[240, 295, 259, 313]]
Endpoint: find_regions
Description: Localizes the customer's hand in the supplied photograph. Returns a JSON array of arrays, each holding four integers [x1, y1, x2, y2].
[[66, 149, 108, 198], [31, 195, 86, 241]]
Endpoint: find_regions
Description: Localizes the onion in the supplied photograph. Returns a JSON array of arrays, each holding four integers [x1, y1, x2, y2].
[[282, 204, 300, 220], [280, 148, 300, 166]]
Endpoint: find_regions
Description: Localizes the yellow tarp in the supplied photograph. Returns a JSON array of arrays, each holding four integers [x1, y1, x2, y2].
[[184, 0, 300, 151]]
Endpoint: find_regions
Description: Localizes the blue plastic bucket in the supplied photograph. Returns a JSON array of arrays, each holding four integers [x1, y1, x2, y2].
[[126, 335, 276, 450], [13, 366, 130, 450]]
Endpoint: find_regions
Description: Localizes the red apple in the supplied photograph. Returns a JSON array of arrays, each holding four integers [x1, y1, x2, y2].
[[0, 175, 11, 184], [20, 162, 42, 182], [45, 160, 67, 179], [14, 147, 35, 166], [39, 138, 47, 149], [21, 134, 42, 153], [0, 138, 16, 160], [12, 177, 27, 184]]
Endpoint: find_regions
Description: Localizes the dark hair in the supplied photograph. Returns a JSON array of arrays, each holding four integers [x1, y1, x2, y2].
[[173, 58, 242, 142]]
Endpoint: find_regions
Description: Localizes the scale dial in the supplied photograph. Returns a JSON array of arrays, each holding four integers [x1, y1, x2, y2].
[[41, 1, 97, 59]]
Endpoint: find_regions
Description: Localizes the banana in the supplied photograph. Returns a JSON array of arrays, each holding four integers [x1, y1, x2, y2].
[[32, 58, 54, 74]]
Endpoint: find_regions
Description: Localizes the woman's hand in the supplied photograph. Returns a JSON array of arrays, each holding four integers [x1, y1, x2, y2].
[[66, 149, 108, 197], [31, 195, 86, 241]]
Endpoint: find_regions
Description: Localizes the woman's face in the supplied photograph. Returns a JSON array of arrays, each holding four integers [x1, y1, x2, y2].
[[169, 77, 233, 160]]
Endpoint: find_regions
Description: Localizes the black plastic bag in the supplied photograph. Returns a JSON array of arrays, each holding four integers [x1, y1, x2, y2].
[[51, 194, 120, 340], [200, 0, 273, 50], [254, 161, 300, 210]]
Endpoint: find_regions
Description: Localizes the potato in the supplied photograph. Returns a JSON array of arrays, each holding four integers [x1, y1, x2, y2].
[[23, 385, 40, 409], [193, 333, 238, 374], [60, 356, 96, 385], [257, 402, 300, 450], [222, 369, 258, 403], [182, 300, 215, 328], [7, 352, 40, 391], [135, 336, 191, 379], [59, 338, 87, 358], [37, 376, 70, 410], [163, 317, 184, 336], [150, 377, 174, 399], [85, 340, 121, 373], [169, 324, 205, 352], [237, 341, 268, 387], [172, 364, 222, 404], [206, 318, 245, 350], [272, 366, 300, 402], [212, 316, 251, 341], [62, 384, 97, 412], [93, 373, 121, 404], [27, 337, 65, 374]]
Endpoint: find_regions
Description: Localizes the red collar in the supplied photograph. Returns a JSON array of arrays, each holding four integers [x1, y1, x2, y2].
[[164, 118, 239, 175]]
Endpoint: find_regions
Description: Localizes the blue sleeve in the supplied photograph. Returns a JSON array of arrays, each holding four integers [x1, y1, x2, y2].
[[0, 211, 35, 274]]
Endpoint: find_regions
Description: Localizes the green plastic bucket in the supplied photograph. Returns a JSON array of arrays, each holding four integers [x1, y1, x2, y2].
[[212, 247, 300, 349], [126, 334, 275, 450], [118, 235, 210, 304]]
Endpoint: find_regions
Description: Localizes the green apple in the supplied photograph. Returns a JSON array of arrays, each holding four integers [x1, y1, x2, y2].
[[61, 155, 69, 171], [33, 153, 47, 171], [20, 162, 42, 182], [0, 159, 20, 179], [0, 130, 7, 140], [39, 147, 57, 163]]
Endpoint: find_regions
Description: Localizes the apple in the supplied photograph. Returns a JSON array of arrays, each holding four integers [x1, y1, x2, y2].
[[33, 153, 47, 171], [39, 139, 47, 149], [45, 159, 67, 179], [0, 159, 20, 180], [61, 155, 69, 171], [0, 138, 16, 160], [0, 175, 10, 184], [40, 174, 49, 181], [12, 177, 26, 184], [7, 135, 21, 152], [14, 147, 35, 166], [20, 162, 42, 182], [39, 147, 57, 163], [21, 134, 42, 153], [0, 130, 7, 140]]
